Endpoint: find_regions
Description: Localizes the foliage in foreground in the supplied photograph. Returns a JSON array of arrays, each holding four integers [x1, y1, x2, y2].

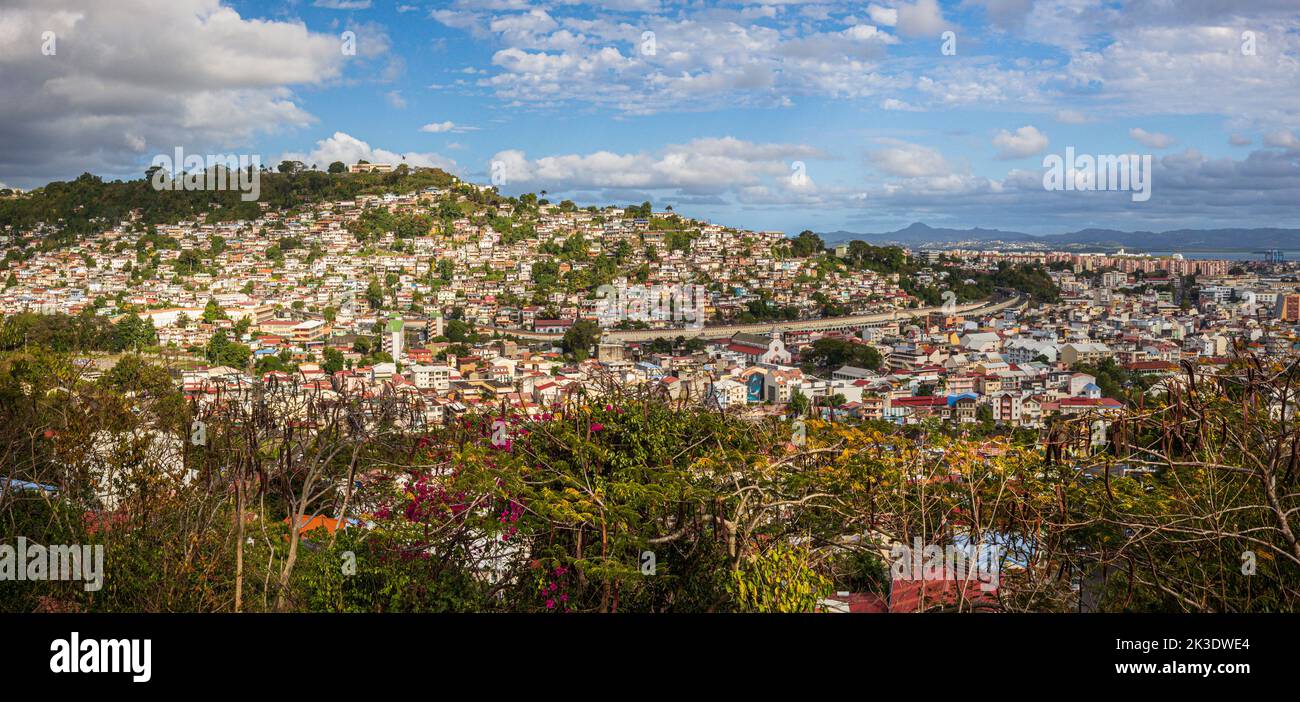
[[1, 349, 1297, 612]]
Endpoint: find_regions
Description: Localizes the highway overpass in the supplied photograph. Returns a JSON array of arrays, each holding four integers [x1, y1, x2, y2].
[[483, 296, 1021, 344]]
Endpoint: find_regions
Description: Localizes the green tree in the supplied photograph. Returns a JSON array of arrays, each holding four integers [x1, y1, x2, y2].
[[790, 230, 825, 257], [730, 544, 831, 613], [202, 298, 227, 324], [365, 279, 384, 310], [561, 320, 601, 360], [803, 337, 881, 371], [112, 313, 157, 352], [789, 389, 810, 417], [322, 348, 345, 374]]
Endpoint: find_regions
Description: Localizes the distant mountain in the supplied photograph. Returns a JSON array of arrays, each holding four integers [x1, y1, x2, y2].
[[820, 222, 1034, 245], [819, 223, 1300, 251], [1052, 228, 1300, 250]]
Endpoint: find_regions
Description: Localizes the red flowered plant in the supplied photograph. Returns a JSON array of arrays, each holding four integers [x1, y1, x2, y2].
[[538, 564, 574, 612]]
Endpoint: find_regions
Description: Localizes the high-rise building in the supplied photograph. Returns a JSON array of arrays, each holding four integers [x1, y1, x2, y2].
[[1279, 294, 1300, 322], [383, 316, 404, 360]]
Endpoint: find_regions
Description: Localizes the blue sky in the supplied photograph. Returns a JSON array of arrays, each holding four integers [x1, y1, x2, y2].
[[3, 0, 1300, 234]]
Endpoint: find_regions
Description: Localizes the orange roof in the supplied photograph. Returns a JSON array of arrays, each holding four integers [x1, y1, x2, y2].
[[285, 514, 349, 536]]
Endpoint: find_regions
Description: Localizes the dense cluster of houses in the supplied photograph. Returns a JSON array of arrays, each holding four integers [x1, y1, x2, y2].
[[4, 180, 1297, 436]]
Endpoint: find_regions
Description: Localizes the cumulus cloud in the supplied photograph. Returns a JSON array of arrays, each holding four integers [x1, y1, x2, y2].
[[895, 0, 948, 38], [487, 137, 825, 196], [314, 0, 371, 9], [992, 125, 1049, 159], [9, 0, 1300, 236], [867, 4, 899, 27], [839, 7, 1298, 149], [489, 7, 558, 39], [434, 7, 909, 113], [0, 0, 354, 188], [420, 121, 479, 134], [882, 98, 923, 111], [442, 1, 1298, 129], [1130, 127, 1176, 149], [868, 139, 952, 178], [1055, 109, 1089, 124], [841, 145, 1300, 234], [1264, 129, 1300, 152], [280, 132, 458, 171], [914, 60, 1049, 106], [1065, 23, 1300, 126]]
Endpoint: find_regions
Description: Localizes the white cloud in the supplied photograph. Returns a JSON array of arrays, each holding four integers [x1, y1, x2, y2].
[[1229, 134, 1253, 147], [450, 10, 909, 113], [895, 0, 948, 38], [385, 90, 407, 109], [992, 125, 1049, 159], [430, 9, 488, 36], [914, 60, 1048, 106], [420, 121, 478, 134], [843, 25, 886, 43], [1072, 24, 1300, 125], [837, 144, 1300, 234], [0, 0, 352, 187], [882, 98, 922, 111], [281, 132, 458, 171], [867, 4, 899, 27], [1055, 109, 1089, 124], [1130, 127, 1176, 149], [487, 137, 825, 195], [489, 8, 558, 37], [314, 0, 372, 9], [420, 0, 1300, 129], [868, 139, 952, 178], [1264, 129, 1300, 151]]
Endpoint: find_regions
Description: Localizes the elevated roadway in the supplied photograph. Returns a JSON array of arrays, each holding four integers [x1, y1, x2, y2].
[[483, 295, 1022, 343]]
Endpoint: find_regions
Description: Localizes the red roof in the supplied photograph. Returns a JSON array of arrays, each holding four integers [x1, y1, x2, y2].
[[726, 342, 766, 355], [1059, 397, 1123, 408], [820, 592, 889, 614], [890, 578, 998, 613], [891, 395, 948, 408]]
